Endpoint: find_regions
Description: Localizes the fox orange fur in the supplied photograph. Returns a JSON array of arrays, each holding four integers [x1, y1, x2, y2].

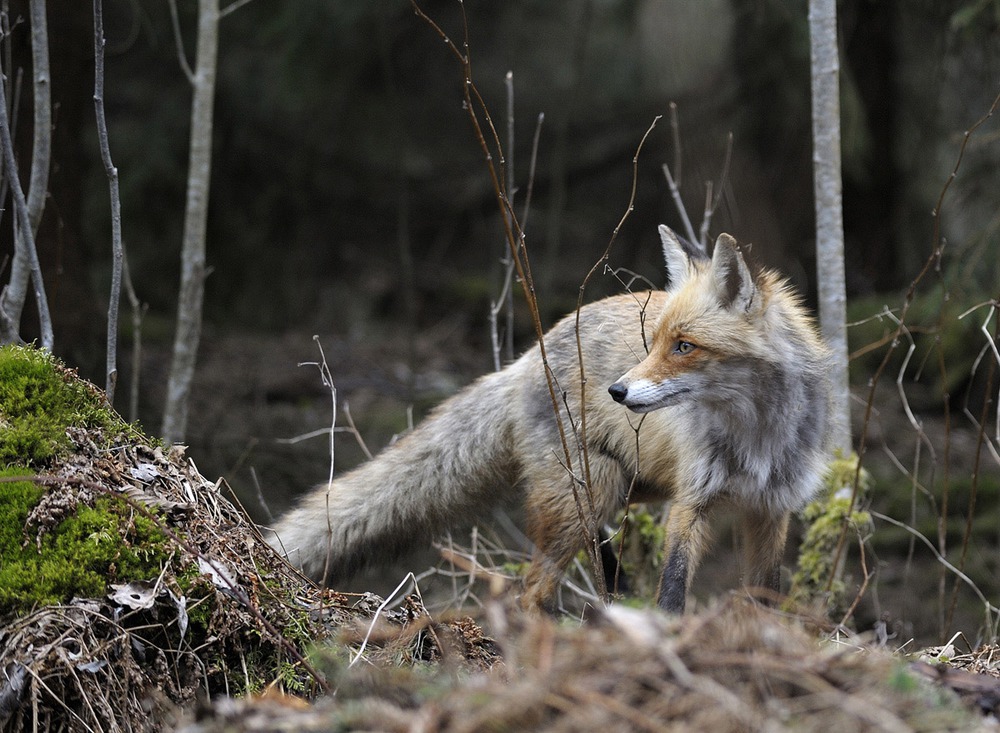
[[269, 226, 833, 613]]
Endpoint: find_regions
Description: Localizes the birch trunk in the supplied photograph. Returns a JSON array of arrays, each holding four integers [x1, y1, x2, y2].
[[809, 0, 851, 455], [162, 0, 218, 444]]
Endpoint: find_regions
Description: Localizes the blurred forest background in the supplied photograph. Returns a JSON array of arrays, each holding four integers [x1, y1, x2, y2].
[[2, 0, 999, 643]]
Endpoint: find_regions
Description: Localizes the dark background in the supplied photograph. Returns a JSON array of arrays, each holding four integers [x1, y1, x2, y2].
[[11, 2, 997, 358], [2, 0, 999, 641]]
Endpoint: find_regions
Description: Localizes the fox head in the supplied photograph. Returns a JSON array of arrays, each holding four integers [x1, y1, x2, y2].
[[608, 225, 780, 414]]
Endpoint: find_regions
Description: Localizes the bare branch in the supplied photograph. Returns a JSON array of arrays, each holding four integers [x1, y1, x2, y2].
[[94, 0, 125, 403], [661, 162, 698, 248], [121, 248, 146, 423], [0, 42, 51, 349], [220, 0, 257, 18], [167, 0, 194, 83], [490, 70, 517, 371], [0, 1, 50, 343], [699, 132, 732, 249], [669, 101, 682, 186], [572, 115, 661, 601], [522, 112, 544, 230], [661, 102, 699, 247]]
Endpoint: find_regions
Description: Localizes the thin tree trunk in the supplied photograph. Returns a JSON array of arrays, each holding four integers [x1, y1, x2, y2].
[[809, 0, 851, 455], [93, 0, 124, 403], [0, 8, 51, 350], [162, 0, 218, 444], [0, 0, 51, 343]]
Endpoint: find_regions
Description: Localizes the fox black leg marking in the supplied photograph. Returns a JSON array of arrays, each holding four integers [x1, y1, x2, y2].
[[657, 547, 688, 613]]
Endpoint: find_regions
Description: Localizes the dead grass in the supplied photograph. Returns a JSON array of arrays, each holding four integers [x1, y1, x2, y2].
[[178, 594, 995, 732]]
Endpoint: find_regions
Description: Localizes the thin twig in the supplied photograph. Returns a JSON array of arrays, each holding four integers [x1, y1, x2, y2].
[[871, 510, 998, 621], [166, 0, 194, 82], [662, 103, 698, 246], [94, 0, 125, 404], [522, 112, 544, 231], [342, 401, 373, 460], [0, 41, 52, 349], [220, 0, 257, 18], [349, 572, 417, 667], [669, 101, 682, 187], [946, 302, 998, 632], [120, 247, 146, 423], [699, 132, 732, 249], [571, 115, 661, 601], [409, 0, 578, 537], [300, 335, 337, 586], [502, 70, 515, 364]]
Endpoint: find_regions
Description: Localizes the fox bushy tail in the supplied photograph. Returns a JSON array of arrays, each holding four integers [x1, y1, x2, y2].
[[269, 367, 522, 583]]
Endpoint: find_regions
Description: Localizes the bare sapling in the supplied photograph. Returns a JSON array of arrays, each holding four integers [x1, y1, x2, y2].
[[0, 0, 52, 350], [93, 0, 125, 403], [162, 0, 219, 444]]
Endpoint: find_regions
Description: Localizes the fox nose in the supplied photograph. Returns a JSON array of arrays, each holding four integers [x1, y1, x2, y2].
[[608, 382, 628, 403]]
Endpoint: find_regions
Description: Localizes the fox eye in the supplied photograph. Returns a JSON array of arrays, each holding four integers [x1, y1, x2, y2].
[[674, 340, 697, 355]]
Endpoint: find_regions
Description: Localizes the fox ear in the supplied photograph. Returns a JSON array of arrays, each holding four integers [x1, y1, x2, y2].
[[659, 225, 699, 291], [711, 233, 757, 312]]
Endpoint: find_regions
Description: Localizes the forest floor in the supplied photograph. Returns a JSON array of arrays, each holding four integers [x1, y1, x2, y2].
[[151, 317, 1000, 647], [4, 340, 1000, 731]]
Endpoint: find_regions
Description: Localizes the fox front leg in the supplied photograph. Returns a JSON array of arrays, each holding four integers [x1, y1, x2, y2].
[[657, 503, 711, 613]]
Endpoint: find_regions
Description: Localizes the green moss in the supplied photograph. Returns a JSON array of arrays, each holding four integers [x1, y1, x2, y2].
[[0, 344, 138, 468], [0, 472, 46, 569], [787, 453, 874, 616], [610, 505, 666, 600], [0, 476, 174, 614], [887, 662, 920, 694]]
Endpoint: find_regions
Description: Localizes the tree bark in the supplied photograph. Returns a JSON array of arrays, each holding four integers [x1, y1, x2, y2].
[[809, 0, 851, 455], [162, 0, 219, 444]]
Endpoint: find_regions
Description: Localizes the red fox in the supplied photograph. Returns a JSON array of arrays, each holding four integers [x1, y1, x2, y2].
[[269, 226, 833, 613]]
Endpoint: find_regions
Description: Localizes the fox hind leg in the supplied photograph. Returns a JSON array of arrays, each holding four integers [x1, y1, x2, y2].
[[520, 455, 628, 613], [521, 495, 590, 613], [738, 508, 790, 604]]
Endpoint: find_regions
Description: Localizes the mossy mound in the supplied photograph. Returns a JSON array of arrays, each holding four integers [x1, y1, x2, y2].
[[0, 345, 338, 732], [0, 345, 173, 617], [0, 475, 171, 609], [0, 344, 136, 468]]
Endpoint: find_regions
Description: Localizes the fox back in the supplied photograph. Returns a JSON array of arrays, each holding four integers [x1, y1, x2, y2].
[[270, 226, 833, 614]]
